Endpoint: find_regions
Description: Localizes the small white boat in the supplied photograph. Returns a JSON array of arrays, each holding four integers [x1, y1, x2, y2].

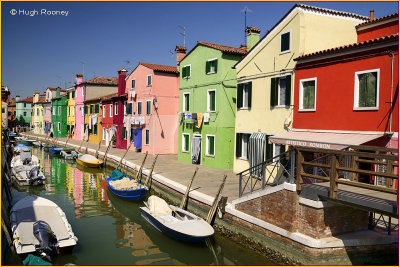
[[60, 149, 79, 160], [13, 144, 30, 154], [32, 141, 42, 147], [10, 195, 78, 257], [140, 195, 214, 242], [76, 154, 103, 168], [11, 152, 45, 186]]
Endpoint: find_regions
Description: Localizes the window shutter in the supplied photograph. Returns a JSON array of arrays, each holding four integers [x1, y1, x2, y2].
[[270, 78, 278, 108], [248, 82, 252, 108], [285, 75, 291, 106], [236, 133, 242, 157], [84, 105, 87, 115], [209, 136, 215, 155], [185, 135, 189, 151], [214, 60, 218, 73], [210, 91, 216, 111], [182, 67, 186, 78], [266, 136, 273, 159], [237, 84, 243, 109], [206, 61, 210, 74]]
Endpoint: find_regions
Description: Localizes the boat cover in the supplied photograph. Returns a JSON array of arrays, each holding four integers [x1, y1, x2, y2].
[[78, 154, 98, 162], [147, 196, 172, 216], [109, 169, 125, 181], [22, 254, 52, 266]]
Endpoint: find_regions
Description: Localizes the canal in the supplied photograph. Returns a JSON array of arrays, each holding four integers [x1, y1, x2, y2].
[[3, 145, 277, 265]]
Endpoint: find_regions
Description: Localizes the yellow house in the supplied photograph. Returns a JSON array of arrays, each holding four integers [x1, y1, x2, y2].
[[66, 86, 76, 137], [84, 97, 102, 145], [233, 4, 368, 173]]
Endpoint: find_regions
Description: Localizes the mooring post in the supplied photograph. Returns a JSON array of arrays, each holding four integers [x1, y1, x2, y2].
[[85, 140, 89, 154], [64, 135, 70, 147], [180, 167, 199, 209], [1, 218, 16, 255], [135, 151, 148, 182], [78, 139, 85, 152], [117, 140, 134, 170], [206, 175, 227, 224], [144, 154, 158, 187], [103, 141, 112, 167], [94, 141, 102, 158]]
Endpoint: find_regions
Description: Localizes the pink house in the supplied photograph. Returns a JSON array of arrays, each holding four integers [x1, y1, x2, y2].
[[125, 62, 180, 154], [74, 74, 84, 140]]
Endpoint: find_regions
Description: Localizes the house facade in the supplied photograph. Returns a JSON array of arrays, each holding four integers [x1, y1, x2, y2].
[[32, 92, 45, 134], [233, 4, 368, 173], [16, 96, 33, 128], [74, 74, 118, 141], [178, 42, 246, 169], [101, 93, 118, 147], [84, 97, 102, 144], [66, 86, 76, 136], [51, 90, 68, 138], [125, 62, 179, 154], [7, 97, 16, 130]]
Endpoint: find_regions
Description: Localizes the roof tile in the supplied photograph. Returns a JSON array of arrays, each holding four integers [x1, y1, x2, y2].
[[140, 62, 178, 73], [356, 13, 399, 29], [197, 41, 247, 55], [83, 77, 118, 86]]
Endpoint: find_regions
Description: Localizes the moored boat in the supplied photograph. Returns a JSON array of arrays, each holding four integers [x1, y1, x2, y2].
[[11, 151, 45, 186], [60, 149, 79, 160], [76, 154, 103, 168], [13, 144, 30, 154], [106, 169, 148, 201], [10, 195, 78, 257], [140, 195, 214, 242]]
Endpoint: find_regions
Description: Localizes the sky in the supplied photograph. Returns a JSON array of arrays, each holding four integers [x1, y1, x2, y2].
[[1, 1, 398, 99]]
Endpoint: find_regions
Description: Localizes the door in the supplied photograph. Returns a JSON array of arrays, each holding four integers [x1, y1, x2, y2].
[[191, 135, 202, 165], [134, 129, 142, 149]]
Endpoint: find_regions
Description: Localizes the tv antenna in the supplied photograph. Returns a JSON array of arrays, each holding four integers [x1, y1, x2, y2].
[[178, 25, 186, 47], [79, 61, 86, 76], [241, 6, 252, 45]]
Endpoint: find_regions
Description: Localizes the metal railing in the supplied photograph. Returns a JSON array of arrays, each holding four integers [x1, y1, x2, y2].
[[237, 149, 295, 197]]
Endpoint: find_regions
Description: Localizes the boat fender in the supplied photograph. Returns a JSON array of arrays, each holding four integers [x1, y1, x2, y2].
[[33, 221, 57, 257]]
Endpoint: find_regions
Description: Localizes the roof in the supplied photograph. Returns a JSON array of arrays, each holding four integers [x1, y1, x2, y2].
[[140, 62, 179, 73], [46, 87, 66, 92], [82, 77, 118, 86], [197, 41, 247, 55], [234, 4, 368, 68], [99, 92, 127, 102], [295, 34, 398, 61], [18, 96, 33, 103], [356, 13, 398, 29]]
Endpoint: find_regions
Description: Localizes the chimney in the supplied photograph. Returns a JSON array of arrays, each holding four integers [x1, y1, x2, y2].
[[175, 46, 187, 65], [118, 68, 127, 96], [56, 89, 60, 98], [369, 9, 375, 21], [240, 44, 247, 50], [246, 26, 261, 51], [76, 73, 83, 85], [16, 95, 20, 102]]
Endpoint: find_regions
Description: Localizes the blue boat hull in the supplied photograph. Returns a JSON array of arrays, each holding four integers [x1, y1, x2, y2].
[[106, 177, 147, 201], [139, 208, 209, 242]]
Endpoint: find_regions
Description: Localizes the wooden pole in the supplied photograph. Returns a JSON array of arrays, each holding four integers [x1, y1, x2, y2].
[[135, 151, 148, 182], [85, 140, 89, 154], [94, 141, 102, 158], [329, 154, 339, 199], [117, 140, 134, 170], [145, 155, 158, 187], [78, 139, 85, 152], [296, 149, 304, 192], [206, 175, 227, 224], [64, 135, 70, 147], [180, 167, 199, 209], [103, 141, 112, 167], [1, 218, 16, 255]]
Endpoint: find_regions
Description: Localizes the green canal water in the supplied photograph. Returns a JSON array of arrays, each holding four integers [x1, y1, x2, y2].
[[4, 145, 277, 265]]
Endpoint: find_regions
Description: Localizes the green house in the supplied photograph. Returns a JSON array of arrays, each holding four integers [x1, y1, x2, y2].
[[51, 90, 68, 138], [16, 96, 33, 127], [177, 41, 246, 169]]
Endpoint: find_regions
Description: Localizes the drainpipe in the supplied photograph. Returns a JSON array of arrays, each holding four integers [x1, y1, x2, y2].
[[389, 52, 394, 133]]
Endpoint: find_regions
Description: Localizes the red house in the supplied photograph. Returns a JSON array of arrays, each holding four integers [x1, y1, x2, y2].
[[270, 12, 398, 187]]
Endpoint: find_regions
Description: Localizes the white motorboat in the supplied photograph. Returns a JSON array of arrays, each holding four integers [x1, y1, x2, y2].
[[140, 195, 214, 242], [10, 195, 78, 257], [11, 151, 45, 186]]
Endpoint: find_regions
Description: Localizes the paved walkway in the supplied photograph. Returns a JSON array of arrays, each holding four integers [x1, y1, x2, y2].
[[22, 133, 240, 203]]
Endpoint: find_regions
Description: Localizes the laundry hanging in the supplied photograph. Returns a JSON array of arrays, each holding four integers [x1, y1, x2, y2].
[[203, 113, 210, 123], [195, 113, 203, 128], [89, 115, 92, 129], [191, 136, 201, 164], [248, 133, 267, 177], [191, 113, 197, 123], [92, 115, 97, 125]]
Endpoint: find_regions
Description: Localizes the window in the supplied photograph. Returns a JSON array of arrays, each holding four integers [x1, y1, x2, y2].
[[93, 125, 97, 135], [81, 107, 84, 117], [95, 104, 99, 114], [82, 87, 84, 96], [280, 30, 291, 53], [122, 127, 126, 140], [182, 133, 190, 152], [273, 144, 286, 163], [145, 129, 150, 145], [138, 102, 142, 115], [146, 100, 151, 115], [110, 104, 113, 117], [114, 102, 118, 115], [206, 135, 215, 156], [58, 122, 61, 131], [299, 78, 317, 111], [90, 104, 93, 114], [131, 79, 136, 89], [235, 133, 251, 159], [58, 106, 61, 115], [102, 128, 105, 140], [271, 75, 291, 108], [68, 106, 70, 116], [24, 103, 26, 108], [206, 59, 218, 74], [182, 65, 191, 79], [354, 69, 379, 110], [72, 91, 75, 99], [124, 101, 127, 115], [72, 106, 75, 116], [147, 75, 152, 86], [237, 82, 252, 109], [52, 107, 55, 115], [2, 108, 5, 114], [183, 93, 190, 112], [23, 112, 27, 116], [84, 105, 88, 115], [103, 105, 106, 118], [207, 90, 216, 112], [126, 103, 132, 115]]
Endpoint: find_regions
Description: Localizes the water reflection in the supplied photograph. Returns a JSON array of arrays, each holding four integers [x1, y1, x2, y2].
[[5, 145, 276, 266]]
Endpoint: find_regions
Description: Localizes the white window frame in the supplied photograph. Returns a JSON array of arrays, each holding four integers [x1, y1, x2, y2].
[[276, 75, 289, 108], [52, 107, 55, 115], [124, 101, 127, 115], [182, 133, 190, 153], [207, 89, 217, 112], [205, 134, 215, 157], [58, 122, 61, 131], [82, 87, 84, 96], [114, 102, 118, 115], [146, 75, 152, 86], [131, 79, 136, 89], [145, 129, 150, 145], [146, 100, 151, 115], [81, 106, 84, 117], [58, 106, 61, 115], [138, 101, 142, 115], [353, 68, 380, 111], [102, 127, 105, 140], [279, 29, 291, 54], [110, 104, 113, 117], [102, 105, 106, 118], [183, 64, 191, 79], [239, 133, 250, 160], [72, 106, 75, 116], [183, 93, 190, 112], [238, 82, 250, 110], [299, 77, 317, 112], [207, 58, 217, 74]]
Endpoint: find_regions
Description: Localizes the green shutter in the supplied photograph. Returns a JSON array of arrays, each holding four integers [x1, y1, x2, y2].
[[270, 78, 278, 108], [210, 91, 216, 111], [248, 82, 252, 108], [122, 127, 126, 139], [237, 84, 243, 109], [214, 60, 218, 73], [206, 61, 210, 74], [236, 133, 242, 157], [95, 104, 99, 113], [185, 135, 189, 151], [209, 136, 215, 155], [84, 105, 88, 115], [285, 75, 291, 106]]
